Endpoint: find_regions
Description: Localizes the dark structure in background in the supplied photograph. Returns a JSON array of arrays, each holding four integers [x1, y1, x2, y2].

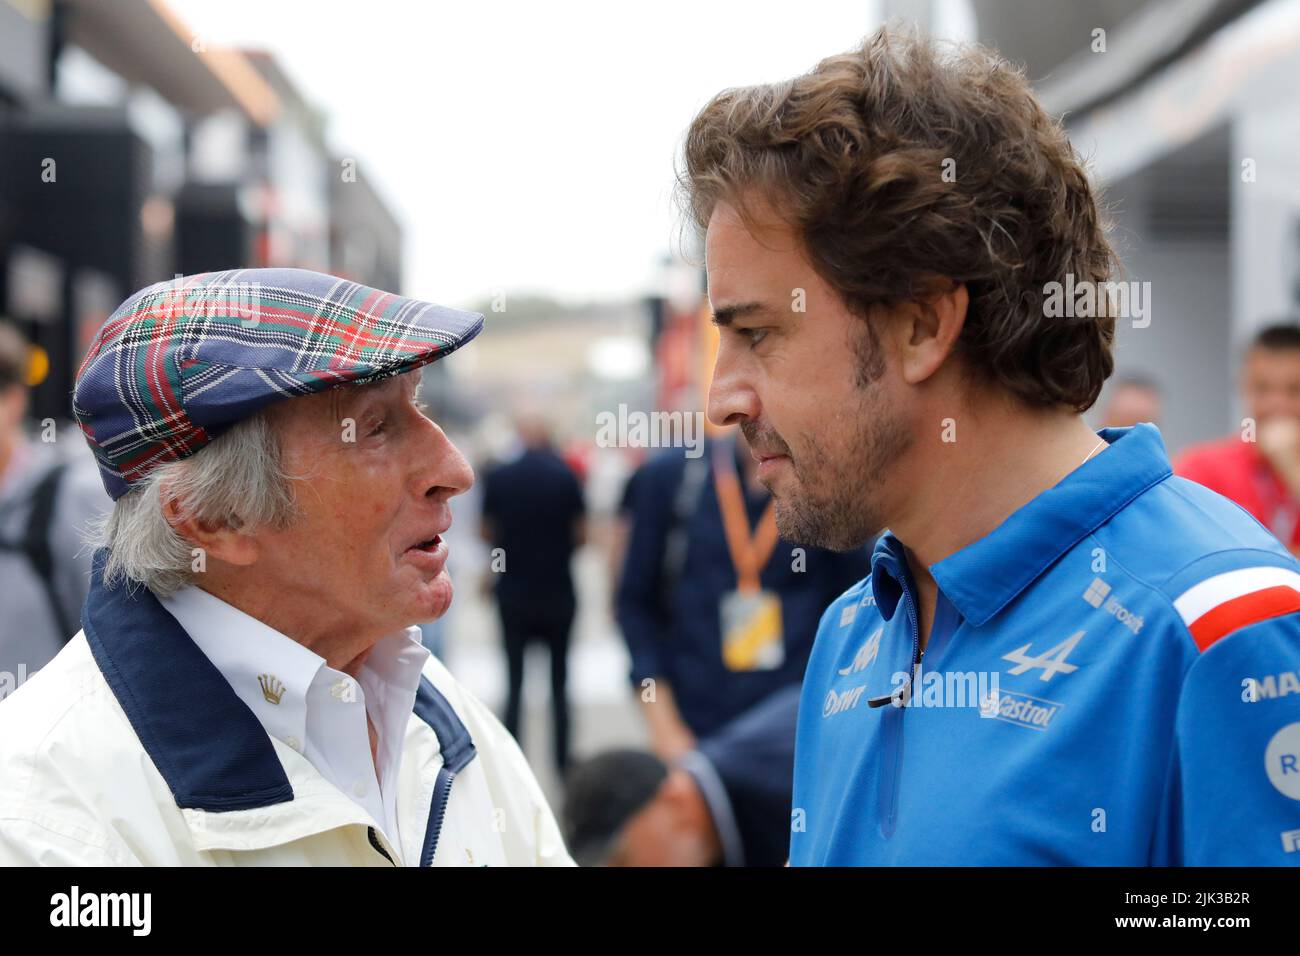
[[0, 0, 406, 422], [174, 181, 254, 277], [0, 113, 148, 422]]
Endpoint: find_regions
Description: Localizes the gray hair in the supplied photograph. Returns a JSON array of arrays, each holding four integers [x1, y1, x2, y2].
[[90, 408, 299, 596]]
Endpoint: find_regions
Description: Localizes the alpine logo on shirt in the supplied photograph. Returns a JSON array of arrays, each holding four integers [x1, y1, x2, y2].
[[1002, 631, 1085, 681], [981, 630, 1084, 731]]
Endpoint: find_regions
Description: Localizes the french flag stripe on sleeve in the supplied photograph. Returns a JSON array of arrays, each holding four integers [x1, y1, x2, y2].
[[1173, 566, 1300, 651]]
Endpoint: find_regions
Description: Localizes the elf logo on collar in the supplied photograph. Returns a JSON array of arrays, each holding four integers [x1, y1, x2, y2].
[[1002, 631, 1084, 681]]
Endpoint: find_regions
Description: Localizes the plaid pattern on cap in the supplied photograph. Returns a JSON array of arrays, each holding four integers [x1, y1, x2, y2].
[[74, 268, 484, 500]]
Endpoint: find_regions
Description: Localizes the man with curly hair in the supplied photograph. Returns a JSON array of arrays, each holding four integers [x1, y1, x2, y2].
[[680, 26, 1300, 865]]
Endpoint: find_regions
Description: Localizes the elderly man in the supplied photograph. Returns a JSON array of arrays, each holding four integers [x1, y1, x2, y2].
[[0, 268, 573, 866]]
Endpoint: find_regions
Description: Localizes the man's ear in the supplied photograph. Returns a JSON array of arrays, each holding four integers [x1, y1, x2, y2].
[[658, 771, 696, 807], [160, 482, 260, 568], [661, 768, 719, 831], [897, 281, 969, 387]]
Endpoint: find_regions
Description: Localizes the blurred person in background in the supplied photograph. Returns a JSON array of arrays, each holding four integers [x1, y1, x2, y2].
[[563, 683, 799, 867], [1098, 374, 1162, 429], [616, 428, 869, 760], [1176, 323, 1300, 555], [606, 451, 644, 612], [480, 411, 587, 774], [0, 320, 109, 688]]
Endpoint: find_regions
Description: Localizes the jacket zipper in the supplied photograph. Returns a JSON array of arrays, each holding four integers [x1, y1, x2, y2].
[[367, 826, 396, 865], [420, 766, 457, 867], [878, 575, 921, 840]]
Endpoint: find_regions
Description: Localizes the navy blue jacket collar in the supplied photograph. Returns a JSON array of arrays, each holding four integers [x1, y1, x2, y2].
[[81, 549, 473, 812], [872, 424, 1172, 628]]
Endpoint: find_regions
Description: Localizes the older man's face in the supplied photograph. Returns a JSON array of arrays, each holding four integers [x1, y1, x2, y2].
[[253, 370, 473, 639]]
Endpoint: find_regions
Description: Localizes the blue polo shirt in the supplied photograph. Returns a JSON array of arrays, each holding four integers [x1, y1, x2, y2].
[[789, 424, 1300, 865]]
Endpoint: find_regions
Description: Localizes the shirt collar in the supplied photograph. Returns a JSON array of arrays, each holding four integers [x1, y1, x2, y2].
[[361, 628, 432, 696], [80, 549, 467, 818], [159, 585, 430, 779], [874, 423, 1172, 628], [160, 585, 323, 755]]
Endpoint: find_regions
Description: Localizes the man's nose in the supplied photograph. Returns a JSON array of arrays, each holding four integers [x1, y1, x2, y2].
[[419, 421, 474, 500], [707, 344, 760, 428]]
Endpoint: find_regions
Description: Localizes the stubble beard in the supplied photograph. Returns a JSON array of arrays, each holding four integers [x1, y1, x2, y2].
[[752, 319, 911, 551]]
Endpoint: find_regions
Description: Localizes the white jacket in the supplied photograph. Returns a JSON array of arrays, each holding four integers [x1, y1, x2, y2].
[[0, 558, 574, 867]]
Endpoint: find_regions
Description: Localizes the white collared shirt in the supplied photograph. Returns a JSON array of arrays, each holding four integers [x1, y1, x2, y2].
[[159, 585, 430, 846]]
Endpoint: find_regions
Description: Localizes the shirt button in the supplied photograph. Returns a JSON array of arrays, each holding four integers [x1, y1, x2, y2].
[[353, 780, 368, 798], [331, 679, 356, 702], [285, 736, 302, 752]]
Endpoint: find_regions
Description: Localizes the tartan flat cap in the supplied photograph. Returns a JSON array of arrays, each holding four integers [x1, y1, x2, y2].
[[73, 268, 484, 500]]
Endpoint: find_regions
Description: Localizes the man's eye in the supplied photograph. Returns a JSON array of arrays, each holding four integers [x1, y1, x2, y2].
[[369, 419, 387, 436], [739, 327, 768, 347]]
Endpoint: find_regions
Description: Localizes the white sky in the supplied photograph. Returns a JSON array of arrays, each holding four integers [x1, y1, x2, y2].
[[168, 0, 899, 308]]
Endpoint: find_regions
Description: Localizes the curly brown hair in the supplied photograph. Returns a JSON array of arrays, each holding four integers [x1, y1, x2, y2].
[[678, 25, 1118, 412]]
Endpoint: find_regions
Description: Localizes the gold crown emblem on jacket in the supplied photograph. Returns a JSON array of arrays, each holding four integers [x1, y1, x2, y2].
[[258, 674, 285, 705]]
